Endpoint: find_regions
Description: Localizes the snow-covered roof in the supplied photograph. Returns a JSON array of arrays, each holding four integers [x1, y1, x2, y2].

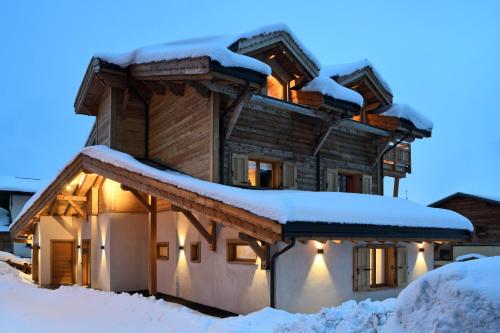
[[322, 59, 393, 94], [15, 146, 472, 233], [301, 75, 364, 107], [376, 103, 433, 132], [96, 24, 324, 77], [0, 175, 46, 193], [0, 208, 9, 232]]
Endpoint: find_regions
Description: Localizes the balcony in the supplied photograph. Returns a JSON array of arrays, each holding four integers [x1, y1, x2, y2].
[[383, 143, 411, 178]]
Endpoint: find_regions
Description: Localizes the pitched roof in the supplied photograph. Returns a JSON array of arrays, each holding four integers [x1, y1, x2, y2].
[[374, 103, 434, 133], [0, 175, 47, 194], [12, 146, 472, 241], [429, 192, 500, 207]]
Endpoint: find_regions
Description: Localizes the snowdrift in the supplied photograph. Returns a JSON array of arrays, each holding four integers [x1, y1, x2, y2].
[[392, 256, 500, 333]]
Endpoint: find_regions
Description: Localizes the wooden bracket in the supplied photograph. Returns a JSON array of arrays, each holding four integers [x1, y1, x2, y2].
[[224, 86, 252, 140], [174, 205, 217, 251], [67, 200, 87, 219], [313, 120, 339, 155], [239, 233, 270, 270], [187, 81, 210, 98], [160, 81, 185, 96], [56, 195, 87, 202]]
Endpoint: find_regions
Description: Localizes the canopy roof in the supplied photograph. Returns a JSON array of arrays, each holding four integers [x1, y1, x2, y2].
[[0, 175, 46, 194], [12, 146, 472, 242]]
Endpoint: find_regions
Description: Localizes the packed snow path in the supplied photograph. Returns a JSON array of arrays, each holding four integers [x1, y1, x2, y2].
[[1, 257, 499, 333]]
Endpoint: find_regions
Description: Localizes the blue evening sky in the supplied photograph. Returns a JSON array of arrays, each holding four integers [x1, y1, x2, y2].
[[0, 0, 499, 205]]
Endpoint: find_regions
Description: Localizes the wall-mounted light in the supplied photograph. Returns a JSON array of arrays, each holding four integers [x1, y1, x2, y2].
[[317, 248, 324, 254], [100, 245, 105, 250], [419, 248, 425, 252], [178, 245, 184, 251], [77, 245, 81, 249]]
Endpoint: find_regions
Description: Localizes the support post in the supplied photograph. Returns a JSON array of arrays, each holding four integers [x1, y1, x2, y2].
[[148, 196, 157, 295], [393, 177, 400, 197]]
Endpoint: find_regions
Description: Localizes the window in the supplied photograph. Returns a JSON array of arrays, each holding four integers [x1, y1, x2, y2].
[[227, 241, 257, 264], [190, 242, 201, 263], [267, 75, 286, 100], [354, 246, 408, 291], [338, 173, 362, 193], [157, 242, 169, 260], [435, 244, 452, 261], [248, 160, 274, 188]]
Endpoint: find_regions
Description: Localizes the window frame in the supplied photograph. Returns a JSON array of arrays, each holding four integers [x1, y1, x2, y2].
[[157, 242, 169, 260], [226, 240, 258, 265], [247, 157, 281, 189], [354, 245, 404, 291], [190, 242, 201, 263]]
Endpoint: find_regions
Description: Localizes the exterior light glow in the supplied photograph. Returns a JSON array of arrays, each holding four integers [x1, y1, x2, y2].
[[66, 185, 71, 190]]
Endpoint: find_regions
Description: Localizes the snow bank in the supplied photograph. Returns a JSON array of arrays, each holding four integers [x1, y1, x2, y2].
[[14, 146, 473, 232], [322, 59, 393, 94], [0, 251, 31, 266], [0, 261, 32, 285], [377, 103, 433, 132], [0, 174, 46, 193], [391, 256, 500, 333], [0, 207, 9, 232], [455, 253, 486, 262], [302, 75, 364, 106]]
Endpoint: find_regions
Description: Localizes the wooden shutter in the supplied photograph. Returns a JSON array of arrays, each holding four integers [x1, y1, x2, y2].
[[397, 247, 409, 287], [325, 168, 338, 192], [282, 162, 297, 189], [362, 175, 373, 194], [354, 247, 370, 291], [231, 153, 248, 185]]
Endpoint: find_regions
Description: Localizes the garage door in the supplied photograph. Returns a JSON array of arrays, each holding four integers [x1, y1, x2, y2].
[[51, 241, 74, 285]]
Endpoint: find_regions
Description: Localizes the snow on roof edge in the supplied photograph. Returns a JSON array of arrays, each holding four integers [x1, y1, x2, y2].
[[322, 59, 393, 95], [377, 103, 433, 132], [301, 75, 364, 106], [0, 175, 47, 193], [13, 146, 473, 234]]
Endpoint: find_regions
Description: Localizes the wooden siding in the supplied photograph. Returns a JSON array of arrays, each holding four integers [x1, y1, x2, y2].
[[149, 86, 213, 180], [224, 102, 380, 193], [433, 196, 500, 243], [96, 88, 111, 146]]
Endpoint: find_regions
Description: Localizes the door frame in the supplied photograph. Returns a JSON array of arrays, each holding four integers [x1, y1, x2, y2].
[[50, 240, 75, 285], [81, 239, 91, 287]]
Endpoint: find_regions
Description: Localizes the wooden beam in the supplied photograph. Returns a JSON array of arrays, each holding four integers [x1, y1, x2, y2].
[[210, 221, 217, 252], [187, 81, 210, 98], [160, 81, 185, 96], [67, 200, 87, 219], [129, 188, 151, 212], [175, 206, 213, 247], [148, 196, 157, 295], [225, 86, 252, 140], [57, 195, 88, 202], [393, 177, 400, 197], [313, 124, 334, 155], [239, 233, 270, 270]]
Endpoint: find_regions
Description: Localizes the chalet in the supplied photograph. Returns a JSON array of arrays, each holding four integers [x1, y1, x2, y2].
[[10, 24, 472, 314], [0, 175, 45, 257], [430, 192, 500, 267]]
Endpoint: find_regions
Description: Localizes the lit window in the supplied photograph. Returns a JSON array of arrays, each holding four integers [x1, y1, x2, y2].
[[190, 242, 201, 263], [338, 173, 361, 193], [248, 159, 274, 189], [369, 247, 396, 288], [267, 75, 285, 100], [157, 242, 169, 260], [227, 241, 257, 264]]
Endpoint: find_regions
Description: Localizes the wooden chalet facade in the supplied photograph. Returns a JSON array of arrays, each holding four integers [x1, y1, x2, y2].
[[430, 193, 500, 267], [11, 25, 471, 314]]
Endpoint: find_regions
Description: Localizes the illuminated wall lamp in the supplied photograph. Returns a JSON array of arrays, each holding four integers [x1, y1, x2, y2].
[[419, 248, 425, 252], [178, 245, 184, 251], [100, 245, 105, 250], [317, 248, 324, 254]]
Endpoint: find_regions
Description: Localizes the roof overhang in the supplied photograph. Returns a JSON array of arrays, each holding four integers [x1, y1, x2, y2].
[[283, 222, 472, 241], [429, 192, 500, 208]]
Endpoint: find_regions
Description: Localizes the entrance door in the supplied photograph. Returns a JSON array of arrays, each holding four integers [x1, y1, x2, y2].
[[51, 241, 74, 285], [81, 240, 91, 287]]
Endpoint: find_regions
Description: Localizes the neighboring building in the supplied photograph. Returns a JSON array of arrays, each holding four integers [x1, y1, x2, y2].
[[0, 175, 46, 257], [10, 24, 472, 314], [430, 192, 500, 267]]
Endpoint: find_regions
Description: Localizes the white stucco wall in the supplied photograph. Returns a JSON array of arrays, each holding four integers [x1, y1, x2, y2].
[[156, 211, 270, 314], [36, 215, 76, 286], [92, 213, 111, 291], [276, 240, 433, 313], [109, 213, 148, 292]]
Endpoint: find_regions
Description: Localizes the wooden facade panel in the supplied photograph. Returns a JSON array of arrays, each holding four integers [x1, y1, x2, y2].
[[225, 104, 380, 193], [99, 179, 148, 214], [149, 86, 213, 180], [96, 88, 111, 146]]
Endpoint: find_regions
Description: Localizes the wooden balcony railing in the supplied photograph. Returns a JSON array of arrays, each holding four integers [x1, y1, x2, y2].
[[383, 143, 411, 177]]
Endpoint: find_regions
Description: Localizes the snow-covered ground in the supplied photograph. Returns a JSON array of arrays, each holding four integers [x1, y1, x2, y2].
[[1, 257, 499, 333]]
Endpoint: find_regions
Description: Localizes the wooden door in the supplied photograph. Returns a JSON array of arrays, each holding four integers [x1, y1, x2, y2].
[[51, 241, 74, 285], [32, 245, 39, 283], [81, 240, 91, 287]]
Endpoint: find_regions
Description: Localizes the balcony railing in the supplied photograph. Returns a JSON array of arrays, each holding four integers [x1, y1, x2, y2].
[[383, 143, 411, 177]]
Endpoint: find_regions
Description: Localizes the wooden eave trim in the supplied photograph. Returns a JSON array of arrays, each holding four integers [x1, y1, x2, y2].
[[336, 69, 392, 105], [283, 222, 472, 241], [248, 94, 330, 121], [130, 56, 212, 79], [74, 58, 100, 115], [429, 192, 500, 208]]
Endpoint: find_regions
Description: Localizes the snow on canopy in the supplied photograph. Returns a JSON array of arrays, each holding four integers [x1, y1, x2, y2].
[[15, 146, 472, 232], [0, 208, 9, 232], [377, 103, 434, 132], [301, 75, 364, 107], [0, 175, 46, 193], [322, 59, 393, 94]]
